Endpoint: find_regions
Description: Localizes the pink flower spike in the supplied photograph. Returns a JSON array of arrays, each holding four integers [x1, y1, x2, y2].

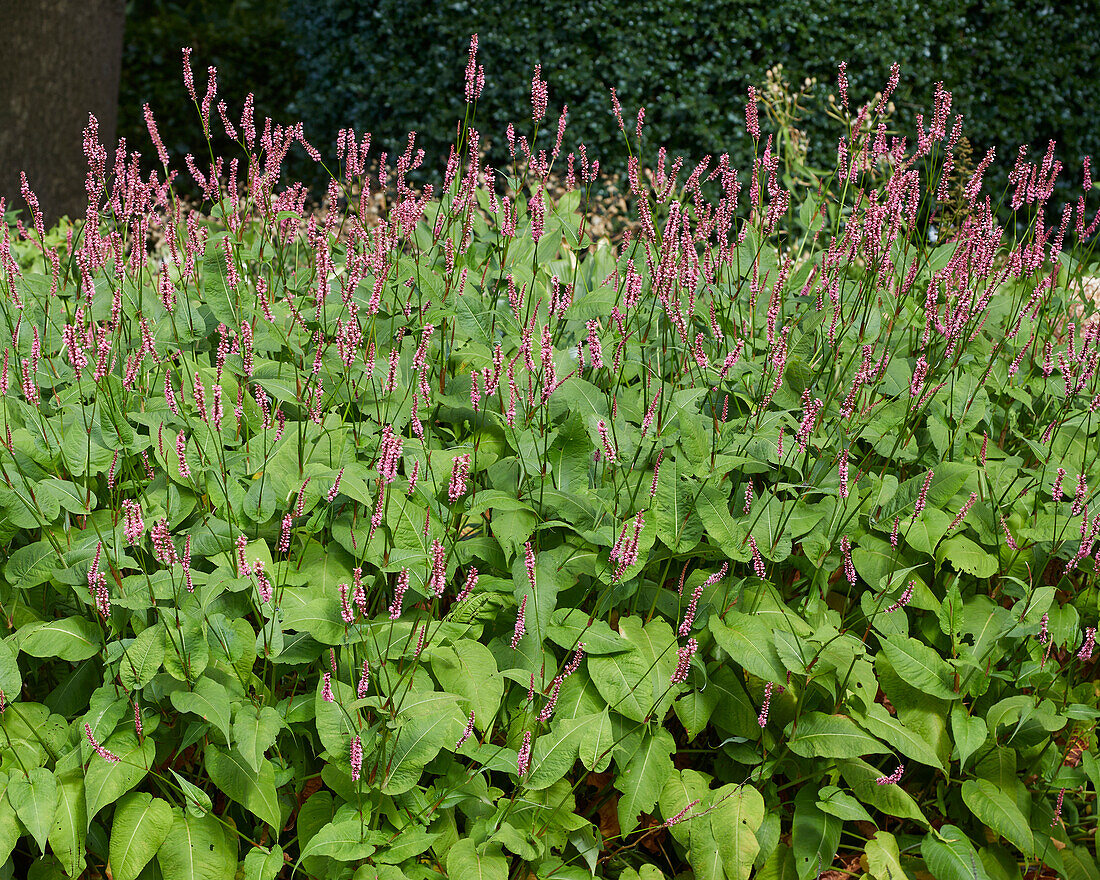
[[670, 638, 698, 685], [84, 723, 120, 763], [517, 731, 532, 777], [321, 672, 334, 703], [327, 468, 344, 502], [456, 710, 476, 749], [350, 734, 362, 781], [358, 660, 370, 698], [665, 799, 701, 827], [511, 595, 527, 649], [876, 763, 904, 785], [1078, 626, 1096, 661]]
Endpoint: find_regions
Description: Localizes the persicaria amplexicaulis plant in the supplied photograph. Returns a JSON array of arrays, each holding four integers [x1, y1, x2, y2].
[[0, 34, 1096, 880]]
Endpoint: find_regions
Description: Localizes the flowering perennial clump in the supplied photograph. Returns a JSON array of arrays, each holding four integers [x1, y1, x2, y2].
[[0, 35, 1095, 880]]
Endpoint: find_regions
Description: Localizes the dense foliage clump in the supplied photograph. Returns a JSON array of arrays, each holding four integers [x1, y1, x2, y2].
[[1, 40, 1099, 880]]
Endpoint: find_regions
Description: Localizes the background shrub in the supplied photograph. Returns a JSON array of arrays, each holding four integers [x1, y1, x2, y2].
[[120, 0, 1100, 227]]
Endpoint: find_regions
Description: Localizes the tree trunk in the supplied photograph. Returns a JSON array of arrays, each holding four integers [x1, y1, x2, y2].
[[0, 0, 126, 225]]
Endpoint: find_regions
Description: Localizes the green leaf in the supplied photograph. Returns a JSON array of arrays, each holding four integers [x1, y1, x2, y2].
[[815, 786, 873, 823], [156, 810, 237, 880], [8, 766, 57, 853], [117, 624, 165, 690], [204, 745, 282, 830], [786, 712, 890, 759], [5, 540, 61, 588], [792, 786, 840, 880], [837, 758, 929, 827], [0, 790, 19, 866], [15, 617, 100, 661], [864, 831, 906, 880], [84, 730, 156, 822], [0, 640, 22, 697], [615, 727, 676, 835], [161, 611, 210, 681], [856, 704, 946, 770], [588, 616, 678, 723], [881, 635, 958, 700], [382, 705, 465, 794], [709, 612, 786, 683], [49, 769, 87, 878], [297, 818, 378, 862], [950, 706, 988, 771], [232, 705, 283, 774], [108, 792, 174, 880], [961, 779, 1032, 856], [710, 784, 765, 880], [526, 718, 586, 789], [938, 534, 999, 578], [921, 825, 988, 880], [429, 641, 503, 732], [578, 709, 614, 772], [171, 678, 233, 744], [655, 462, 702, 552], [696, 484, 751, 561], [446, 838, 508, 880], [241, 845, 285, 880], [170, 768, 212, 818]]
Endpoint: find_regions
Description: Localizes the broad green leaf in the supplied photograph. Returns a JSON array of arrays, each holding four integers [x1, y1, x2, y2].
[[204, 745, 282, 830], [171, 678, 233, 744], [588, 616, 678, 723], [865, 831, 906, 880], [881, 635, 958, 700], [8, 766, 57, 853], [659, 769, 722, 880], [950, 706, 988, 771], [655, 462, 702, 552], [156, 810, 237, 880], [615, 727, 676, 835], [547, 608, 627, 655], [232, 705, 283, 773], [15, 617, 100, 661], [0, 640, 21, 697], [108, 792, 174, 880], [170, 768, 212, 818], [792, 786, 840, 880], [117, 624, 165, 690], [856, 704, 946, 770], [526, 718, 586, 789], [5, 540, 62, 588], [578, 709, 614, 773], [938, 534, 999, 578], [297, 818, 378, 862], [921, 825, 988, 880], [674, 685, 718, 741], [787, 712, 889, 759], [161, 611, 210, 681], [382, 706, 465, 794], [446, 838, 508, 880], [85, 730, 156, 822], [815, 786, 873, 823], [709, 612, 786, 683], [0, 790, 21, 866], [838, 758, 929, 827], [696, 484, 751, 561], [242, 845, 285, 880], [710, 783, 765, 880], [49, 769, 87, 878], [961, 779, 1032, 856], [429, 641, 503, 731]]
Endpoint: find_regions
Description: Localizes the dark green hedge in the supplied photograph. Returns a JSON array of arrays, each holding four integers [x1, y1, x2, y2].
[[121, 0, 1099, 226]]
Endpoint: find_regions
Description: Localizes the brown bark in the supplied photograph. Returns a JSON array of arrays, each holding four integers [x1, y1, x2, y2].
[[0, 0, 125, 225]]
